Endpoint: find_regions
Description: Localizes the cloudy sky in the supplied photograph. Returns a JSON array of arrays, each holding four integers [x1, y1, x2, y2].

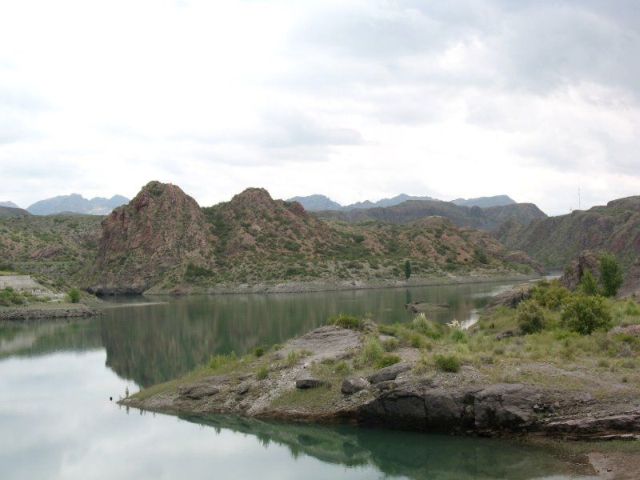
[[1, 0, 639, 215]]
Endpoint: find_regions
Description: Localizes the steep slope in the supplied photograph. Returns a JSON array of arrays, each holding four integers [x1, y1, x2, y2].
[[28, 194, 129, 215], [498, 196, 640, 268], [89, 182, 214, 294], [316, 199, 546, 232], [452, 195, 516, 208]]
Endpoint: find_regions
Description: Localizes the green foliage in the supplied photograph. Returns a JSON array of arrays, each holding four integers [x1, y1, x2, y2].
[[435, 354, 461, 373], [624, 300, 640, 316], [356, 337, 384, 368], [376, 354, 401, 369], [600, 253, 623, 297], [531, 280, 570, 310], [256, 366, 269, 380], [411, 313, 444, 339], [517, 299, 546, 334], [382, 337, 400, 351], [209, 352, 237, 370], [450, 329, 467, 343], [404, 260, 412, 280], [329, 314, 363, 330], [561, 295, 612, 335], [334, 361, 351, 375], [67, 288, 81, 303], [184, 263, 214, 282], [579, 270, 599, 296], [474, 248, 489, 265], [0, 287, 25, 306], [253, 346, 265, 357]]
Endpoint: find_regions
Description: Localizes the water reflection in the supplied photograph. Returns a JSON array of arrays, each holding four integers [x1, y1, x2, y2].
[[0, 282, 518, 387]]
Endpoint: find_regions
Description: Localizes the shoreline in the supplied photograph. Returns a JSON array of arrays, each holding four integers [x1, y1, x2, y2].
[[0, 303, 99, 322], [144, 271, 541, 296]]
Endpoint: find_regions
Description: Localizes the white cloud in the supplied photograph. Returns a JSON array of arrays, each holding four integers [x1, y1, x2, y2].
[[0, 0, 639, 215]]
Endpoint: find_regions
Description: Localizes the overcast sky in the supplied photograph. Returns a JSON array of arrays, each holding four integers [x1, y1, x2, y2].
[[1, 0, 639, 215]]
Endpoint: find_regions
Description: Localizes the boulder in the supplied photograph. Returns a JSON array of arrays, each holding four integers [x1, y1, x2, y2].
[[296, 376, 329, 389], [367, 363, 411, 384], [341, 377, 369, 395], [560, 250, 601, 291], [178, 383, 220, 400]]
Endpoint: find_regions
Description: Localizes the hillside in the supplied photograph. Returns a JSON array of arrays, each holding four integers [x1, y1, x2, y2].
[[27, 193, 129, 215], [289, 193, 435, 212], [498, 196, 640, 268], [86, 182, 538, 294], [316, 199, 546, 232], [0, 206, 31, 218], [0, 201, 20, 208], [0, 214, 102, 286], [287, 194, 342, 211]]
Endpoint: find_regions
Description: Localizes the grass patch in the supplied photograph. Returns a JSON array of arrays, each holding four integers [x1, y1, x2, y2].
[[434, 354, 461, 373]]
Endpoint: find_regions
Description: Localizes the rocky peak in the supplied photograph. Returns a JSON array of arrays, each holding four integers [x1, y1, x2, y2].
[[89, 181, 214, 294]]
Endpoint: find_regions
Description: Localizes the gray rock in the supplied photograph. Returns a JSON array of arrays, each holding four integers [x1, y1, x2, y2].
[[295, 376, 329, 389], [341, 377, 369, 395], [474, 384, 535, 431], [178, 383, 220, 400], [367, 363, 411, 384]]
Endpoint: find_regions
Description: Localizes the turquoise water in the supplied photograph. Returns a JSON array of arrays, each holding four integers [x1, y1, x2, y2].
[[0, 282, 596, 479]]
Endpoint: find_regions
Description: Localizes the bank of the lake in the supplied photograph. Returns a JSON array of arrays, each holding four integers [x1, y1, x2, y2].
[[0, 302, 99, 321]]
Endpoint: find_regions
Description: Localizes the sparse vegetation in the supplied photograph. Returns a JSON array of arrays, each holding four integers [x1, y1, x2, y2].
[[330, 314, 364, 330], [517, 299, 546, 334], [435, 354, 461, 373]]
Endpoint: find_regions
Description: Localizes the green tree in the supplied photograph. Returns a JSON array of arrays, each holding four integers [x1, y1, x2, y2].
[[579, 270, 599, 296], [517, 299, 546, 334], [404, 260, 412, 280], [68, 288, 81, 303], [600, 254, 623, 297], [561, 294, 611, 335]]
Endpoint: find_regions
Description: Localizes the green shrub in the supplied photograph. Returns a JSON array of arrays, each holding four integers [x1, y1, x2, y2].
[[330, 314, 363, 330], [517, 299, 546, 334], [450, 329, 467, 343], [376, 354, 401, 369], [561, 295, 612, 335], [382, 337, 400, 351], [253, 346, 265, 358], [600, 254, 623, 297], [209, 352, 237, 370], [68, 288, 81, 304], [579, 270, 599, 296], [256, 366, 269, 380], [531, 281, 570, 310], [404, 260, 412, 280], [0, 287, 25, 306], [411, 313, 443, 339], [358, 337, 384, 367], [435, 354, 461, 373], [624, 300, 640, 316], [334, 361, 351, 375]]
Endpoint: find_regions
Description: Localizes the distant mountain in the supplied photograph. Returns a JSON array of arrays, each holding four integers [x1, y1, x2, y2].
[[27, 194, 129, 216], [0, 206, 31, 218], [0, 201, 20, 208], [452, 195, 516, 208], [316, 199, 547, 232], [288, 193, 435, 212], [288, 195, 342, 211]]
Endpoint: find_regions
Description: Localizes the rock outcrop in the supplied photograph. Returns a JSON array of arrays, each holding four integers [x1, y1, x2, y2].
[[89, 181, 215, 294]]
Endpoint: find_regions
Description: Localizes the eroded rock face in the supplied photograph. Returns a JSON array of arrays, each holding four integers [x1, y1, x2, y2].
[[89, 181, 215, 294], [560, 250, 601, 291]]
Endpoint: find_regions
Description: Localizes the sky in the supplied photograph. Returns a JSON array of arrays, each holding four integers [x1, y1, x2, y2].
[[1, 0, 639, 215]]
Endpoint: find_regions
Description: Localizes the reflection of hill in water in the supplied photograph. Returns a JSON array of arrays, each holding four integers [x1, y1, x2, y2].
[[100, 286, 496, 387], [181, 415, 591, 480]]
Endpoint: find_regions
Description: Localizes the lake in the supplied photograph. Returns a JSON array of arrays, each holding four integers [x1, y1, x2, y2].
[[0, 281, 597, 479]]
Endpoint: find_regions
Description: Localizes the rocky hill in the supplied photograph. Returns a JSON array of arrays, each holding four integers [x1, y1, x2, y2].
[[498, 195, 640, 268], [316, 199, 546, 232], [84, 182, 538, 294], [88, 182, 214, 294], [0, 201, 20, 208], [0, 206, 31, 218], [287, 194, 342, 211], [289, 194, 436, 211], [27, 193, 128, 215]]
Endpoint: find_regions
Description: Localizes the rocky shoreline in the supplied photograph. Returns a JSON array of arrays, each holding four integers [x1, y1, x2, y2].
[[122, 323, 640, 442], [145, 272, 541, 296], [0, 303, 99, 321]]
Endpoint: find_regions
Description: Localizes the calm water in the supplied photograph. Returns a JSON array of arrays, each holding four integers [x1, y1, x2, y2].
[[0, 282, 596, 479]]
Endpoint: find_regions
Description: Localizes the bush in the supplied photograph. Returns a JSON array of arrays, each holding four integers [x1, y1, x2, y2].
[[256, 366, 269, 380], [411, 313, 444, 339], [600, 254, 623, 297], [531, 281, 570, 310], [517, 300, 546, 334], [382, 337, 400, 351], [209, 352, 237, 370], [579, 270, 599, 296], [450, 329, 467, 343], [435, 354, 461, 373], [404, 260, 412, 280], [561, 295, 612, 335], [624, 300, 640, 316], [0, 287, 25, 306], [68, 288, 81, 304], [359, 337, 384, 367], [253, 346, 265, 358], [376, 354, 401, 369], [330, 314, 363, 330]]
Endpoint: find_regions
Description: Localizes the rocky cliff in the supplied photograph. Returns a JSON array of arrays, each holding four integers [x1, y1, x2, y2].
[[89, 182, 214, 294]]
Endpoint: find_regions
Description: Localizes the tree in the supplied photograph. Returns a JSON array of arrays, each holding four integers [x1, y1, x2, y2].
[[600, 254, 623, 297], [404, 260, 412, 280], [579, 270, 599, 296], [68, 288, 81, 303], [561, 294, 611, 335]]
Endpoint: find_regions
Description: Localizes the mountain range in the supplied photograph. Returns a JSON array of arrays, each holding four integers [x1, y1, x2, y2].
[[26, 194, 129, 215], [289, 194, 516, 212]]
